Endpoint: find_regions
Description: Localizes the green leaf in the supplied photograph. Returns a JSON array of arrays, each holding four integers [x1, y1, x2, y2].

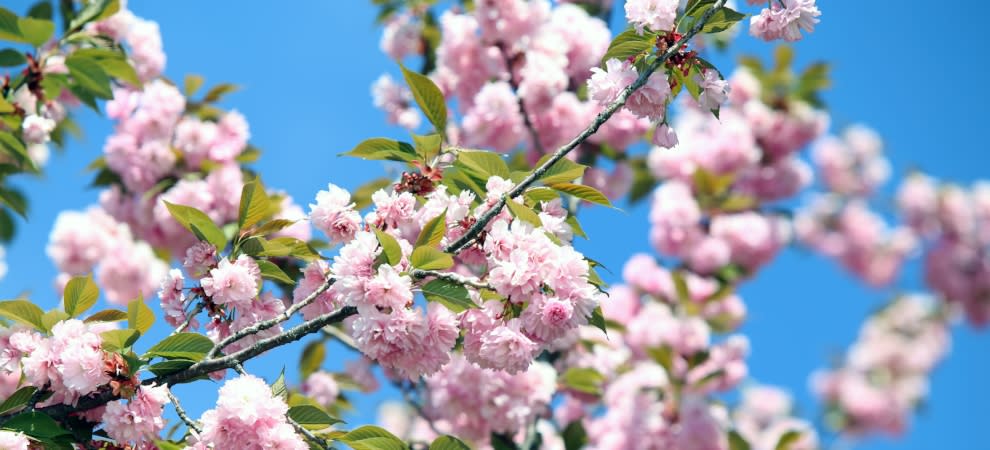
[[184, 74, 205, 97], [588, 306, 607, 335], [400, 63, 447, 136], [83, 309, 127, 323], [144, 332, 215, 361], [147, 359, 195, 377], [728, 430, 751, 450], [685, 0, 717, 18], [0, 300, 44, 330], [154, 441, 186, 450], [68, 0, 119, 31], [63, 274, 99, 317], [0, 132, 35, 172], [373, 227, 402, 266], [537, 156, 586, 185], [422, 279, 476, 312], [127, 298, 155, 334], [100, 328, 140, 351], [0, 48, 25, 66], [250, 218, 298, 237], [559, 367, 604, 395], [202, 82, 239, 103], [342, 137, 417, 163], [0, 186, 27, 217], [2, 411, 71, 438], [17, 17, 53, 46], [456, 150, 510, 179], [338, 425, 408, 450], [410, 246, 454, 270], [163, 201, 227, 250], [505, 200, 542, 228], [26, 1, 53, 20], [288, 405, 340, 430], [601, 27, 655, 66], [412, 133, 443, 162], [71, 48, 140, 86], [430, 436, 470, 450], [238, 178, 272, 231], [0, 386, 37, 414], [256, 259, 295, 285], [774, 430, 803, 450], [524, 187, 559, 204], [701, 7, 746, 34], [65, 54, 112, 99], [40, 309, 68, 332], [271, 368, 288, 400], [562, 421, 588, 450], [548, 182, 613, 207], [415, 211, 447, 248], [241, 236, 320, 261], [299, 341, 325, 378]]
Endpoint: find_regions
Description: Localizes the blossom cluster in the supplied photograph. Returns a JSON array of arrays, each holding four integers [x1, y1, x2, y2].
[[812, 295, 949, 436], [732, 385, 819, 450], [896, 175, 990, 326], [187, 374, 307, 449], [298, 180, 603, 378], [749, 0, 822, 42]]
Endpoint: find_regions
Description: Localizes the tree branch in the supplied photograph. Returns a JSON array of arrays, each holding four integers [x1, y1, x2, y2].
[[409, 269, 493, 291], [443, 0, 728, 255], [170, 301, 205, 336], [206, 275, 336, 358]]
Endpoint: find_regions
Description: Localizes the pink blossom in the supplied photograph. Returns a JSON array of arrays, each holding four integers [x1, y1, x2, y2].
[[0, 431, 29, 449], [97, 240, 167, 305], [475, 0, 549, 45], [649, 181, 703, 256], [476, 319, 540, 374], [182, 241, 217, 278], [372, 74, 422, 130], [696, 69, 729, 111], [302, 371, 339, 406], [462, 82, 526, 153], [102, 385, 170, 445], [158, 269, 191, 328], [588, 59, 637, 106], [380, 13, 423, 60], [309, 183, 362, 244], [624, 0, 679, 34], [201, 255, 260, 307], [293, 260, 340, 321], [364, 264, 413, 310], [652, 123, 679, 148], [194, 374, 306, 449], [21, 114, 56, 144], [750, 0, 821, 42]]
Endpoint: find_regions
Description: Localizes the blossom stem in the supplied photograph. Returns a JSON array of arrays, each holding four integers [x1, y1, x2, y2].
[[409, 269, 493, 291], [171, 301, 206, 336], [165, 387, 202, 435], [443, 0, 728, 255], [206, 275, 336, 358]]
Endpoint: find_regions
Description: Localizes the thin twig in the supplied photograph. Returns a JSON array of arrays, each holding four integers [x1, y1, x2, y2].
[[165, 387, 202, 435], [24, 383, 50, 413], [443, 0, 728, 255], [409, 269, 493, 290], [207, 275, 335, 358], [171, 301, 206, 336]]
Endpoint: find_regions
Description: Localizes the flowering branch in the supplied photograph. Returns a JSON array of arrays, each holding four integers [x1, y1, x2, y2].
[[443, 0, 728, 255], [171, 301, 205, 336], [409, 269, 493, 290], [206, 276, 336, 358]]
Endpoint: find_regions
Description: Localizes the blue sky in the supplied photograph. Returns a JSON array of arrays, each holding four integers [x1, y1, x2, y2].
[[0, 1, 986, 449]]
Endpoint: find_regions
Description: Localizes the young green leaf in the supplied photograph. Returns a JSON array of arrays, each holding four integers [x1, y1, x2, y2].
[[601, 28, 655, 66], [288, 405, 341, 430], [537, 156, 586, 185], [256, 259, 295, 285], [415, 211, 447, 248], [547, 183, 613, 207], [127, 298, 155, 334], [0, 386, 37, 414], [413, 133, 443, 162], [400, 63, 447, 136], [430, 436, 471, 450], [299, 340, 326, 378], [0, 300, 44, 330], [65, 54, 113, 99], [342, 137, 418, 162], [63, 274, 99, 317], [373, 227, 402, 266], [338, 425, 408, 450], [163, 201, 226, 250], [559, 367, 605, 395], [410, 246, 454, 271], [100, 329, 140, 351], [505, 200, 543, 227], [83, 309, 128, 323], [422, 279, 476, 313], [456, 150, 510, 179], [238, 178, 272, 231], [0, 48, 25, 67], [701, 7, 746, 33], [144, 332, 215, 361]]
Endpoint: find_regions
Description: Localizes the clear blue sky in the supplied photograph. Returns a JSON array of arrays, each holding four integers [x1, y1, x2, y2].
[[0, 2, 986, 449]]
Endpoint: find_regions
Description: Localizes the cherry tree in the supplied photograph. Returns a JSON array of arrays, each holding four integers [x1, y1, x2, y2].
[[0, 0, 981, 449]]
